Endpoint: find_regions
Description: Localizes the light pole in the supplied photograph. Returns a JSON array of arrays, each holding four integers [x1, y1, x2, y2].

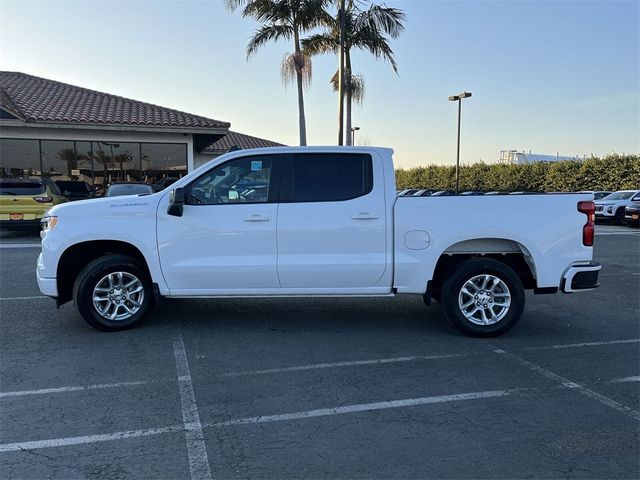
[[351, 126, 360, 145], [448, 91, 472, 193]]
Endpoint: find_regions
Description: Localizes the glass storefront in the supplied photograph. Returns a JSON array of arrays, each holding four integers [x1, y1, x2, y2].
[[0, 138, 188, 188]]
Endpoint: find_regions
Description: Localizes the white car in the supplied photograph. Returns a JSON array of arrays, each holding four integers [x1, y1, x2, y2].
[[595, 190, 640, 225], [37, 147, 601, 337]]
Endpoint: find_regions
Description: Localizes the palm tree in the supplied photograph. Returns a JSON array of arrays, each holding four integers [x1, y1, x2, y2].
[[303, 1, 405, 145], [55, 148, 87, 178], [91, 150, 112, 187], [225, 0, 331, 146]]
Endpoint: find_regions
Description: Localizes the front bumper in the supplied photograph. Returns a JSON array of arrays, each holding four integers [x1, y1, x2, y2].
[[36, 252, 58, 297], [625, 213, 639, 225], [561, 262, 601, 293]]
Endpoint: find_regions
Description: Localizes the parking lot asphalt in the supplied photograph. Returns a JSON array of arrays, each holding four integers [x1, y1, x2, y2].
[[0, 225, 638, 479]]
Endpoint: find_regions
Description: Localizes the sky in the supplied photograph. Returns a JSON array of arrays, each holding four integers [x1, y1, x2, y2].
[[0, 0, 638, 168]]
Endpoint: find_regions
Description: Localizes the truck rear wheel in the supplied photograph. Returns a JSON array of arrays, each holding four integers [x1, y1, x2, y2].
[[441, 258, 525, 337], [73, 254, 152, 331]]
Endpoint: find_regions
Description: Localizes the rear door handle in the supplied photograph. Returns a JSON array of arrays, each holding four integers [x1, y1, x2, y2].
[[352, 212, 379, 220], [244, 214, 271, 222]]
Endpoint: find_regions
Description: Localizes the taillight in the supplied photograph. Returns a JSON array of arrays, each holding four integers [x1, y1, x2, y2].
[[33, 196, 53, 203], [578, 201, 595, 246]]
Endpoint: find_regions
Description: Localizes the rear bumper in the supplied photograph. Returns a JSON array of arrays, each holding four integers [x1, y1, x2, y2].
[[561, 262, 601, 293]]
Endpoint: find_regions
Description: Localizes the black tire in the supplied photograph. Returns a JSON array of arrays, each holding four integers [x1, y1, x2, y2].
[[73, 254, 153, 331], [614, 208, 625, 226], [441, 258, 525, 337]]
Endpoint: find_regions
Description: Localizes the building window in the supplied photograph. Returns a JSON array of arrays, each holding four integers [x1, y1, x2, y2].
[[141, 143, 188, 185], [92, 142, 141, 187], [41, 140, 76, 177], [0, 138, 188, 186], [0, 139, 41, 178]]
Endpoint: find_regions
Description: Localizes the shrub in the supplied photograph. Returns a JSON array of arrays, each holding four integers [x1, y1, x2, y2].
[[395, 154, 640, 192]]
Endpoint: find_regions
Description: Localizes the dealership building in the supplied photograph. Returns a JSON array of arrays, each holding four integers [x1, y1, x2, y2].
[[0, 71, 282, 186]]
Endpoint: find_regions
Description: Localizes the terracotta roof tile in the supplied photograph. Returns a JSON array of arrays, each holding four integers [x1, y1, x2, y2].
[[0, 71, 230, 130], [204, 130, 284, 153]]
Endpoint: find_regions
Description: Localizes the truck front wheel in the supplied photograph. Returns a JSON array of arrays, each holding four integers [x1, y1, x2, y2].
[[73, 254, 153, 331], [441, 258, 525, 337]]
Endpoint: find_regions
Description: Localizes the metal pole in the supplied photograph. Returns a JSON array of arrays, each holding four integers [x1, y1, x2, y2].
[[455, 99, 461, 193], [337, 0, 346, 146]]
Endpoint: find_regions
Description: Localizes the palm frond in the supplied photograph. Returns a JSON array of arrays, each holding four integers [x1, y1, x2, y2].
[[223, 0, 251, 12], [281, 51, 313, 89], [246, 23, 293, 58], [302, 32, 338, 55], [352, 28, 398, 73], [355, 4, 405, 39], [330, 70, 364, 104], [296, 0, 334, 29], [242, 0, 290, 23]]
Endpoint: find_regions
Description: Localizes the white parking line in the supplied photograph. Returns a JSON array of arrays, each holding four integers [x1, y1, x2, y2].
[[0, 389, 516, 453], [223, 353, 465, 377], [609, 376, 640, 383], [0, 296, 48, 301], [207, 389, 517, 427], [492, 348, 640, 421], [173, 334, 212, 480], [0, 380, 150, 399], [0, 425, 184, 453], [0, 243, 41, 248], [522, 338, 640, 351]]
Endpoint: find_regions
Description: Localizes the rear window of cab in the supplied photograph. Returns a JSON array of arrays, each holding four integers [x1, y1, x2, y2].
[[0, 182, 46, 195]]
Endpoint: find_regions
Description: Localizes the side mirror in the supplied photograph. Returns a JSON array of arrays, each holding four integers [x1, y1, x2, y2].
[[167, 187, 185, 217]]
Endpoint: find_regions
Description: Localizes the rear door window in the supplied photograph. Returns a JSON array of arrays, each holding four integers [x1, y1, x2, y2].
[[288, 153, 373, 202]]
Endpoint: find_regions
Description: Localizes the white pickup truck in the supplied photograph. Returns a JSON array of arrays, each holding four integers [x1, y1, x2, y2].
[[37, 147, 601, 336]]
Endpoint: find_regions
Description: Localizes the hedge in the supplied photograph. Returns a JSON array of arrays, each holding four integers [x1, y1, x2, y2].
[[395, 154, 640, 192]]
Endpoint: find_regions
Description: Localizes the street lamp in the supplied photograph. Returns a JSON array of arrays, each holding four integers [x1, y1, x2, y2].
[[351, 126, 360, 145], [448, 91, 472, 193]]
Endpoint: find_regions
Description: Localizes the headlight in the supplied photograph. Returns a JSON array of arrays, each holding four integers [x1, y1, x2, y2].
[[606, 206, 613, 214], [41, 215, 58, 232]]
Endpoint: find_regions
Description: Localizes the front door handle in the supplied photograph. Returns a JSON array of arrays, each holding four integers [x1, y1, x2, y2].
[[352, 212, 379, 220], [244, 214, 271, 222]]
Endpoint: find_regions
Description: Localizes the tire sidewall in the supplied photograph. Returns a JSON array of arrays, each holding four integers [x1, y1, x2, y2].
[[442, 258, 525, 337], [74, 255, 152, 331]]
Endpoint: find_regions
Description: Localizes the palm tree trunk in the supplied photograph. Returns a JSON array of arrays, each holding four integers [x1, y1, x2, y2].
[[345, 49, 353, 146], [294, 30, 307, 146]]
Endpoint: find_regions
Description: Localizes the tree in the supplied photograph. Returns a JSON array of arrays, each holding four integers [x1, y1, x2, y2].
[[304, 1, 405, 145], [91, 150, 112, 187], [225, 0, 331, 146], [55, 148, 87, 178]]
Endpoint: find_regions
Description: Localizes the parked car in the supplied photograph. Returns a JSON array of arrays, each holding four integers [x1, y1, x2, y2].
[[105, 182, 154, 197], [38, 147, 600, 337], [0, 178, 67, 230], [55, 180, 96, 201], [580, 190, 612, 201], [595, 190, 640, 225], [624, 203, 640, 228], [151, 177, 179, 192]]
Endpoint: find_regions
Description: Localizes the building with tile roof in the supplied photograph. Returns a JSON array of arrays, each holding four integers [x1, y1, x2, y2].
[[0, 72, 282, 186]]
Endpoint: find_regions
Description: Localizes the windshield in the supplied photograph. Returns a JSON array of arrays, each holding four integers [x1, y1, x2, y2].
[[0, 182, 45, 195], [106, 184, 154, 197], [602, 191, 635, 201]]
